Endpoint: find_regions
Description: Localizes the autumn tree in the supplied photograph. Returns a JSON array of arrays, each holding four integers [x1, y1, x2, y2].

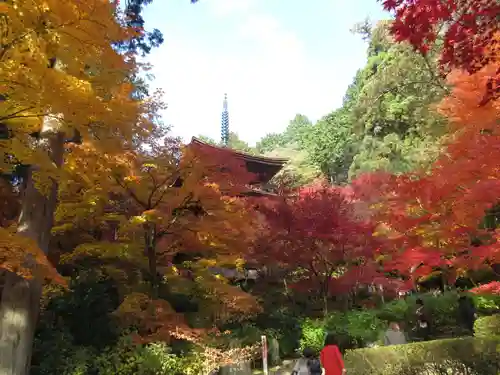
[[351, 36, 500, 287], [251, 183, 382, 314], [381, 0, 499, 71], [112, 136, 256, 286], [381, 0, 499, 103], [0, 1, 156, 373], [53, 133, 262, 344]]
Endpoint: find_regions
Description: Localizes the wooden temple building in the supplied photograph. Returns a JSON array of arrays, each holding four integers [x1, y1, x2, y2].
[[188, 136, 288, 197], [187, 136, 288, 284]]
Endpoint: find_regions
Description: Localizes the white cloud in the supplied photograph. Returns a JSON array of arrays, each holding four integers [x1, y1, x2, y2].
[[147, 1, 346, 145]]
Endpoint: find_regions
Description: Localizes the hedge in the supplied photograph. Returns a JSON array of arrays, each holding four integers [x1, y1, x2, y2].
[[475, 314, 500, 337], [317, 292, 500, 350], [344, 336, 500, 375]]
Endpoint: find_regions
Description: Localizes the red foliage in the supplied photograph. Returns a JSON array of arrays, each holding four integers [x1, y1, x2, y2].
[[250, 183, 383, 298], [381, 0, 499, 74], [470, 281, 500, 296], [350, 56, 500, 282], [185, 139, 256, 194], [351, 166, 500, 283]]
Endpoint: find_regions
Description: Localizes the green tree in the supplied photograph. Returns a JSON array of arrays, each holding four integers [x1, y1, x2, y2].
[[256, 114, 312, 154], [282, 114, 313, 146], [256, 133, 286, 154], [197, 132, 256, 154], [345, 20, 448, 177], [302, 109, 356, 184], [265, 144, 321, 187]]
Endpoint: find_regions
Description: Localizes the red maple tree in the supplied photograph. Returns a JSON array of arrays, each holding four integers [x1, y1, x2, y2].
[[350, 45, 500, 286], [381, 0, 499, 72], [250, 182, 385, 310], [381, 0, 499, 104]]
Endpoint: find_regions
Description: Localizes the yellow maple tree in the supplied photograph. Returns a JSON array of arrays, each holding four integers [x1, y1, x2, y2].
[[0, 0, 155, 276], [52, 135, 261, 342], [0, 1, 156, 373]]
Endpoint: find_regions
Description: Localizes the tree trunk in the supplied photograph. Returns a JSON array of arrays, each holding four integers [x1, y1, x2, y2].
[[322, 278, 329, 317], [144, 223, 158, 295], [0, 130, 65, 375], [0, 274, 42, 375]]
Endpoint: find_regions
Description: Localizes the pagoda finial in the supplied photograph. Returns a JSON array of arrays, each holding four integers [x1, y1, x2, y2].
[[221, 93, 229, 147]]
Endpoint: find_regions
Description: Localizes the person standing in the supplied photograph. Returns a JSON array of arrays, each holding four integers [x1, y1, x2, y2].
[[415, 298, 431, 340], [320, 333, 346, 375], [291, 347, 323, 375], [383, 322, 407, 346], [458, 295, 477, 335]]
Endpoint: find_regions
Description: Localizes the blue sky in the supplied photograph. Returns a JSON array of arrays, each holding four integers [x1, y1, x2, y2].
[[143, 0, 390, 145]]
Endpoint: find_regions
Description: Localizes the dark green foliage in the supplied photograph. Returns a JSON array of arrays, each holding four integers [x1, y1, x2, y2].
[[256, 310, 302, 358], [252, 20, 447, 185], [378, 292, 460, 337], [298, 292, 500, 358], [344, 337, 500, 375], [256, 114, 312, 155], [378, 292, 500, 337], [301, 108, 356, 183], [43, 276, 121, 347], [299, 310, 385, 354], [115, 0, 164, 56], [219, 309, 301, 360], [31, 273, 122, 374], [31, 272, 202, 375], [197, 132, 257, 154], [325, 310, 385, 350]]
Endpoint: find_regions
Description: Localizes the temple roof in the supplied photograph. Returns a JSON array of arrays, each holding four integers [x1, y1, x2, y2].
[[189, 137, 288, 185], [190, 137, 288, 166]]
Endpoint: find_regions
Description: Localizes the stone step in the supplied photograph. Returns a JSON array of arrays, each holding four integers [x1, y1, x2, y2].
[[252, 359, 296, 375]]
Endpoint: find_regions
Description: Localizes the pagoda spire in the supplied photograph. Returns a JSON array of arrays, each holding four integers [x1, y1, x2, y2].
[[221, 93, 229, 147]]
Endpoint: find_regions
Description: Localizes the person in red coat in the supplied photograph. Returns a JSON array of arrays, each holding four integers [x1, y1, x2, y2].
[[320, 333, 346, 375]]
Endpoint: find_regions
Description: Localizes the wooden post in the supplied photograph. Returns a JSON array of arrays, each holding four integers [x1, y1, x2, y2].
[[261, 335, 268, 375]]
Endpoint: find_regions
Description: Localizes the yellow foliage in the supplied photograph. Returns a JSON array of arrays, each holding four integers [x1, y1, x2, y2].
[[113, 292, 195, 343], [0, 0, 150, 175], [0, 227, 65, 284], [59, 242, 146, 266], [0, 0, 164, 282], [192, 267, 262, 324], [52, 130, 261, 337]]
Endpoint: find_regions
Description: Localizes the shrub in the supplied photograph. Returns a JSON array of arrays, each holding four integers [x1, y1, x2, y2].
[[32, 275, 123, 375], [377, 298, 411, 323], [325, 310, 384, 350], [258, 310, 301, 358], [299, 310, 385, 354], [475, 314, 500, 338], [472, 294, 500, 315], [299, 319, 326, 354], [344, 336, 500, 375], [140, 343, 205, 375], [92, 336, 156, 375], [376, 291, 484, 338], [220, 309, 301, 359]]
